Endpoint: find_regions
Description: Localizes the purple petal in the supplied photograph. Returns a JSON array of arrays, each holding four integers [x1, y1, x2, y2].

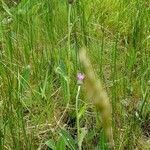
[[77, 73, 85, 81]]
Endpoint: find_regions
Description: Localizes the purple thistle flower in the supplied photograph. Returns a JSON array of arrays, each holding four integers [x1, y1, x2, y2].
[[77, 73, 85, 85]]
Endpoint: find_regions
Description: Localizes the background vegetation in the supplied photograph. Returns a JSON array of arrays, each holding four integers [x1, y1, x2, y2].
[[0, 0, 149, 149]]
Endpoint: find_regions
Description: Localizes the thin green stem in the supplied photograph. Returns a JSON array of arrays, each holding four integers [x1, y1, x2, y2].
[[68, 4, 72, 83], [76, 85, 81, 150], [66, 4, 72, 107]]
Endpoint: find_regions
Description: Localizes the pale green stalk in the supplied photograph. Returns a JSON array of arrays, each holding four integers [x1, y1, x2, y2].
[[66, 3, 72, 106], [76, 85, 81, 150]]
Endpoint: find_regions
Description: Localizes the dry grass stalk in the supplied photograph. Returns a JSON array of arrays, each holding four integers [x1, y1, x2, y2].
[[79, 48, 114, 148]]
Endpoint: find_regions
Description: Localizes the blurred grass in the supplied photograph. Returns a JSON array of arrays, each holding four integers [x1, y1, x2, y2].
[[0, 0, 150, 149]]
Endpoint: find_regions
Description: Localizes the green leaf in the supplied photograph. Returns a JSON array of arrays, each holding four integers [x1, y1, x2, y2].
[[1, 1, 13, 16], [79, 127, 88, 148], [56, 137, 66, 150], [40, 70, 49, 99], [55, 66, 68, 82], [78, 104, 87, 119], [45, 139, 56, 150], [98, 130, 108, 150], [20, 65, 31, 93], [59, 129, 77, 150]]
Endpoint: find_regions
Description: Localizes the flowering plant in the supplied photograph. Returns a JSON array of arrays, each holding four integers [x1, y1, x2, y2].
[[77, 73, 85, 85]]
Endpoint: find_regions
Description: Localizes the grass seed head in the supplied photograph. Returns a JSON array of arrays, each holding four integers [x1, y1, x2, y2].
[[79, 47, 114, 148]]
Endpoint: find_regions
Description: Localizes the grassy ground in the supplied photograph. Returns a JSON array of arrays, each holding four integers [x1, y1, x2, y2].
[[0, 0, 150, 149]]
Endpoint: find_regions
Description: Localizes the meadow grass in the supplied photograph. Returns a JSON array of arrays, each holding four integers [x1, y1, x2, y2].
[[0, 0, 150, 149]]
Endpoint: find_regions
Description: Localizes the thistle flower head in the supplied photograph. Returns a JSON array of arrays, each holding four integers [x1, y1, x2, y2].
[[77, 72, 85, 85]]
